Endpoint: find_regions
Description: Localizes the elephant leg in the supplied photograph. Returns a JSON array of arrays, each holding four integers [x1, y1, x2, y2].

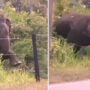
[[73, 45, 81, 53], [2, 50, 21, 66]]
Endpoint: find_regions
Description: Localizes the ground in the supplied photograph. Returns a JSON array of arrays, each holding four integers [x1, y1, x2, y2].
[[0, 82, 47, 90], [50, 67, 90, 84]]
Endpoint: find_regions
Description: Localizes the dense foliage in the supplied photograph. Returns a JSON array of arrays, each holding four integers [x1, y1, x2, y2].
[[0, 0, 47, 16], [0, 1, 48, 79], [54, 0, 90, 20], [52, 0, 90, 68]]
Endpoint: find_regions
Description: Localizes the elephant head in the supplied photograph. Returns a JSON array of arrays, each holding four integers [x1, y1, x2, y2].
[[0, 14, 11, 34]]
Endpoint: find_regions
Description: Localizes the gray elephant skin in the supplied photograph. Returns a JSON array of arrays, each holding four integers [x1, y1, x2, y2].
[[55, 14, 90, 52], [0, 14, 21, 66]]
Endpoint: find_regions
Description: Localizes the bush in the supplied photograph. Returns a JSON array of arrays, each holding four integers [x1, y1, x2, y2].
[[52, 0, 90, 69], [0, 2, 47, 79], [53, 0, 90, 22], [52, 37, 75, 63]]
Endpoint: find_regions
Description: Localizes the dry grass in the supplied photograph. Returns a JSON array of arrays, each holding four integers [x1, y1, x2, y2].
[[0, 81, 48, 90], [50, 67, 90, 84]]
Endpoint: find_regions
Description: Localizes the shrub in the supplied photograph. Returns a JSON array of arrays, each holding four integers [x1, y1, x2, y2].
[[0, 2, 47, 79], [52, 36, 75, 63]]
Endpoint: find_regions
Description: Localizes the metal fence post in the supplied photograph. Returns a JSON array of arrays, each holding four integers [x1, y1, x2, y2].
[[32, 34, 40, 82]]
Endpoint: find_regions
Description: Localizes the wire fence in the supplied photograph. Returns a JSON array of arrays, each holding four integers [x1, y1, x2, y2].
[[0, 34, 48, 82]]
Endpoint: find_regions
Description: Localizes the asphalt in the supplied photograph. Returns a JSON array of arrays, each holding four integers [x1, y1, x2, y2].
[[49, 80, 90, 90]]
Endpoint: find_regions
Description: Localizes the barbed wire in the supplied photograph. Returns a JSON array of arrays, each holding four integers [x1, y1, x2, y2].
[[10, 34, 47, 38], [0, 34, 47, 80], [0, 54, 27, 55], [0, 53, 47, 56], [0, 37, 48, 40], [0, 68, 47, 73]]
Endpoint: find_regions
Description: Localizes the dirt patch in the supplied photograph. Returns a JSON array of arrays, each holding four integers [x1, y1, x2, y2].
[[0, 82, 48, 90], [50, 68, 90, 84]]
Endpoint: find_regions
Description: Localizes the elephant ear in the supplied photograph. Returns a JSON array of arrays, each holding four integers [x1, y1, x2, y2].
[[6, 19, 11, 33]]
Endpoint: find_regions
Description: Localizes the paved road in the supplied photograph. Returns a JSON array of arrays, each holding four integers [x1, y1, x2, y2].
[[49, 80, 90, 90]]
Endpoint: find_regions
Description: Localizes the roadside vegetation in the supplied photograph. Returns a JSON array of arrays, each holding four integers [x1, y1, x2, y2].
[[0, 0, 47, 87], [51, 37, 90, 69], [50, 0, 90, 83]]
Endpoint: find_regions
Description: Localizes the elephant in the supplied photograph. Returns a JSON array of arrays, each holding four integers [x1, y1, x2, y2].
[[55, 14, 90, 52], [0, 14, 21, 66]]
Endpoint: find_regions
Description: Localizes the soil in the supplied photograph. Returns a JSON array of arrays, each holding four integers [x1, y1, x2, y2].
[[50, 68, 90, 84], [0, 82, 48, 90]]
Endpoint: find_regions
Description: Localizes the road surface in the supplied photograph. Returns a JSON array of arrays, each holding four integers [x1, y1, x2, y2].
[[49, 80, 90, 90]]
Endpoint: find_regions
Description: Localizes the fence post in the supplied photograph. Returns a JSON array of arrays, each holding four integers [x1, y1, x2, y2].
[[32, 34, 40, 82]]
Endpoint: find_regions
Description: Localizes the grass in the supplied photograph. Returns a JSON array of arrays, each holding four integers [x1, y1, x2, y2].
[[50, 37, 90, 83], [50, 64, 90, 84], [11, 39, 48, 79], [0, 61, 35, 87], [0, 60, 47, 89], [0, 80, 48, 90], [51, 37, 90, 69], [0, 38, 47, 88]]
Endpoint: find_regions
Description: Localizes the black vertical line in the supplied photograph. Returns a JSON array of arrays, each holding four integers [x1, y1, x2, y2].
[[32, 34, 40, 82]]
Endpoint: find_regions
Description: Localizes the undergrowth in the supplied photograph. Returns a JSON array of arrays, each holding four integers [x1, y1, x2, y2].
[[0, 60, 35, 87], [51, 37, 90, 69]]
